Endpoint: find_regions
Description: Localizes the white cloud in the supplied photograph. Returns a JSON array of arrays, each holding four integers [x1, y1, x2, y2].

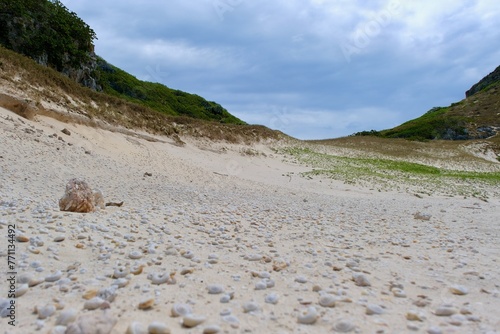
[[59, 0, 500, 139]]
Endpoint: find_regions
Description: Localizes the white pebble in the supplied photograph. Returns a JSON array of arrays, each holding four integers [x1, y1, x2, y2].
[[83, 297, 105, 310], [295, 276, 308, 284], [366, 304, 385, 315], [207, 284, 224, 294], [203, 324, 221, 334], [265, 292, 279, 305], [126, 321, 147, 334], [242, 301, 260, 313], [435, 305, 457, 316], [219, 294, 231, 303], [392, 288, 407, 298], [297, 306, 319, 325], [16, 284, 29, 297], [113, 266, 129, 278], [37, 304, 56, 319], [318, 294, 337, 308], [352, 273, 371, 287], [55, 309, 78, 326], [129, 251, 143, 260], [333, 319, 355, 332], [45, 270, 63, 282], [147, 321, 170, 334], [255, 281, 267, 290], [182, 314, 206, 328], [427, 326, 443, 334], [449, 285, 468, 296], [171, 303, 192, 317]]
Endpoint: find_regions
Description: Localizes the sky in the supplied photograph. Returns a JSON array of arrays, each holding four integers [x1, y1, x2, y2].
[[60, 0, 500, 139]]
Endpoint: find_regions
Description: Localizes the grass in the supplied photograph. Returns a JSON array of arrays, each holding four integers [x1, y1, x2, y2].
[[278, 146, 500, 199]]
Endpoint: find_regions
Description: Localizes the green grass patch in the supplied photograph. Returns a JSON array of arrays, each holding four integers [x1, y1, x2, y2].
[[279, 147, 500, 198]]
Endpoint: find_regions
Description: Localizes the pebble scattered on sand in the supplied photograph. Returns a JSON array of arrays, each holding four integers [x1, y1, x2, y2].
[[1, 113, 499, 334]]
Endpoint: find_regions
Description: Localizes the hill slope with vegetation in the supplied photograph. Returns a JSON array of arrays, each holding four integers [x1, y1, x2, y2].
[[354, 68, 500, 141], [0, 0, 243, 124]]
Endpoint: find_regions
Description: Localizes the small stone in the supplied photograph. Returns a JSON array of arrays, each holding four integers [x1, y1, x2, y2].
[[61, 128, 71, 136], [434, 305, 457, 316], [295, 276, 308, 284], [55, 309, 78, 326], [392, 288, 407, 298], [222, 315, 240, 328], [352, 273, 371, 287], [449, 314, 466, 326], [113, 266, 129, 278], [366, 304, 385, 315], [16, 235, 29, 242], [242, 301, 260, 313], [255, 281, 267, 290], [37, 304, 56, 319], [297, 306, 319, 325], [182, 314, 206, 328], [125, 322, 147, 334], [219, 294, 231, 303], [83, 297, 105, 310], [129, 251, 143, 260], [147, 321, 170, 334], [16, 284, 29, 297], [449, 285, 468, 296], [203, 324, 221, 334], [53, 236, 65, 242], [265, 292, 279, 305], [414, 212, 431, 221], [45, 270, 63, 282], [171, 303, 192, 317], [318, 294, 337, 307], [406, 310, 425, 321], [333, 319, 355, 332], [207, 284, 224, 294], [427, 326, 443, 334], [138, 298, 154, 310]]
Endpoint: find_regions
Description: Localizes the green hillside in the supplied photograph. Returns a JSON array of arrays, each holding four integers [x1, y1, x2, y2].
[[96, 58, 243, 124], [0, 0, 244, 125], [355, 76, 500, 141]]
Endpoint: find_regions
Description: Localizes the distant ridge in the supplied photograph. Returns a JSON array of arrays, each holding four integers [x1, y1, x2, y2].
[[466, 65, 500, 98], [354, 65, 500, 141]]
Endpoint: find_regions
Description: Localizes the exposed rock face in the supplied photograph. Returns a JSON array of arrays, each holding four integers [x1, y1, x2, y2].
[[59, 178, 104, 213], [466, 65, 500, 97]]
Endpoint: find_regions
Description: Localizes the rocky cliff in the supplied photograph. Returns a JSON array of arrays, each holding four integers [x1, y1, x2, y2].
[[466, 65, 500, 97]]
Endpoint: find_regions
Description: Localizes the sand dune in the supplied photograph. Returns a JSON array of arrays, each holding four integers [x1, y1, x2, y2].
[[1, 106, 499, 333]]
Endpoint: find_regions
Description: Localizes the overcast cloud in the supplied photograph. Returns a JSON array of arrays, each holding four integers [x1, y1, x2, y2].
[[60, 0, 500, 139]]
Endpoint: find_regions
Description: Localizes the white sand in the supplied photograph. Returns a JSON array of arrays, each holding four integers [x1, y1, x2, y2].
[[0, 106, 499, 334]]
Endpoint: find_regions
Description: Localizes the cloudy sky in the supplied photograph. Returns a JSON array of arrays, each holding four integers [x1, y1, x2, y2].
[[60, 0, 500, 139]]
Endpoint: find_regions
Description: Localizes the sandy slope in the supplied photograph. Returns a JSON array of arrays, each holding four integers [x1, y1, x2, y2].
[[0, 106, 499, 334]]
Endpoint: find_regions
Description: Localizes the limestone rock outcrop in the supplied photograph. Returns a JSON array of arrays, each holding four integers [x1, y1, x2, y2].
[[59, 178, 104, 213]]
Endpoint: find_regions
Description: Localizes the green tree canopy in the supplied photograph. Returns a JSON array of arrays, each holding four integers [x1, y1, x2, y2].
[[0, 0, 97, 70]]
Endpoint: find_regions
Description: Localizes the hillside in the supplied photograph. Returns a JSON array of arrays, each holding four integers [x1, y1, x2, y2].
[[0, 46, 282, 144], [354, 67, 500, 141], [0, 0, 243, 125]]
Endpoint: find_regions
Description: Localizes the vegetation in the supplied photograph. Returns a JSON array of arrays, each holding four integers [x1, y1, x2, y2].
[[279, 146, 500, 199], [96, 58, 244, 124], [0, 0, 244, 124], [378, 107, 469, 141], [0, 0, 96, 70]]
